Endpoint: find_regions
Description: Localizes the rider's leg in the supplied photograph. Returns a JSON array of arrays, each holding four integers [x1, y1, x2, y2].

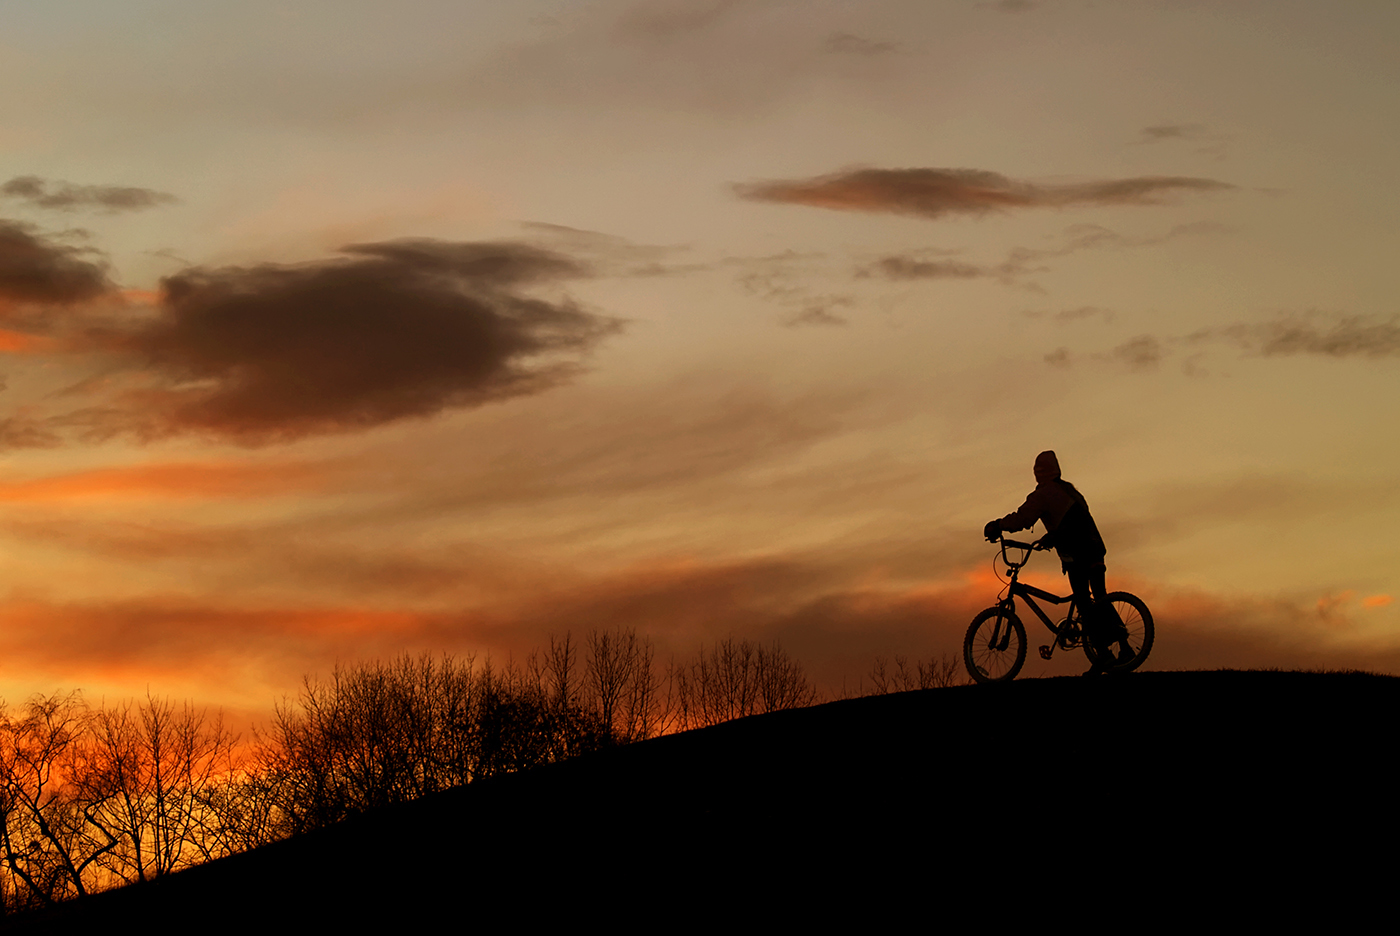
[[1084, 563, 1132, 661], [1067, 562, 1113, 673]]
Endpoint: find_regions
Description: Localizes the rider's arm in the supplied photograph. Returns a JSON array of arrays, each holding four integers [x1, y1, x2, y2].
[[997, 489, 1045, 534]]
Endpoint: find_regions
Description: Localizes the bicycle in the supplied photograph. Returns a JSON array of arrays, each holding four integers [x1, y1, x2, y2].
[[963, 536, 1154, 683]]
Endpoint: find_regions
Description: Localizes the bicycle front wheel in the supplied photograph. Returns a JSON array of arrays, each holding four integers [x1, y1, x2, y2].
[[1082, 592, 1155, 673], [964, 607, 1027, 684]]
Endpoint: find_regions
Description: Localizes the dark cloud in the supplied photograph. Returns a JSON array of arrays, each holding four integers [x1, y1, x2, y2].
[[824, 32, 897, 56], [735, 167, 1235, 220], [994, 0, 1040, 11], [0, 221, 114, 307], [1224, 312, 1400, 359], [1043, 347, 1071, 367], [1, 176, 178, 214], [73, 240, 620, 445]]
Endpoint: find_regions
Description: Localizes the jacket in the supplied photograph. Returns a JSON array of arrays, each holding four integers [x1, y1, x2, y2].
[[999, 478, 1107, 565]]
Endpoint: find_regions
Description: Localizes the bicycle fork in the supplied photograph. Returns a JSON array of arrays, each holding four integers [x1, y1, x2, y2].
[[991, 604, 1015, 652]]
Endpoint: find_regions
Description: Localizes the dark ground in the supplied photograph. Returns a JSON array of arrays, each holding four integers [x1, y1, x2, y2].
[[11, 670, 1397, 927]]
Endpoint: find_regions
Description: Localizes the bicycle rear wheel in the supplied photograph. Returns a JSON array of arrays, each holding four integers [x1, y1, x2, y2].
[[964, 607, 1027, 684], [1081, 592, 1154, 673]]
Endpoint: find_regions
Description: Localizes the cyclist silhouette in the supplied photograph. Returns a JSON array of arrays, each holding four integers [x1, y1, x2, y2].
[[983, 451, 1131, 674]]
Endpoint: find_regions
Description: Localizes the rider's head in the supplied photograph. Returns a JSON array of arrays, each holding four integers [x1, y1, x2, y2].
[[1034, 450, 1061, 483]]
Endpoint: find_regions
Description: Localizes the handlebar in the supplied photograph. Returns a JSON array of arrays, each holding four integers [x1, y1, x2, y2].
[[995, 536, 1047, 571]]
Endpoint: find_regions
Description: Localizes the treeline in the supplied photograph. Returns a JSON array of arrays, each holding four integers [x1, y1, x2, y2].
[[0, 632, 960, 912]]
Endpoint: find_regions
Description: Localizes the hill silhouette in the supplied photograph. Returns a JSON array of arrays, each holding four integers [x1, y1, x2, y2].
[[11, 670, 1393, 925]]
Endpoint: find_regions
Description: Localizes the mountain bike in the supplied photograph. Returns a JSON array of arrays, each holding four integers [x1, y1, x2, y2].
[[963, 536, 1154, 684]]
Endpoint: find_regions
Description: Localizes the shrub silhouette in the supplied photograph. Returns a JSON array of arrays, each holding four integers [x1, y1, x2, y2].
[[256, 653, 597, 835]]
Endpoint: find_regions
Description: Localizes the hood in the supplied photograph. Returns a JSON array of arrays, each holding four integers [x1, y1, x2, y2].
[[1034, 450, 1061, 483]]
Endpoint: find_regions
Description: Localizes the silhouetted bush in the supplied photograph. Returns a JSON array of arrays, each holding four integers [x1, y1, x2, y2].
[[256, 653, 589, 835]]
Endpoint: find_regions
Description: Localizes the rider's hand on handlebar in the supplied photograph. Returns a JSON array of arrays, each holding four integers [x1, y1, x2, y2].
[[983, 520, 1001, 543]]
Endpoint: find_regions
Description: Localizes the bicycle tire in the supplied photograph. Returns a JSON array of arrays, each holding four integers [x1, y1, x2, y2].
[[1081, 592, 1154, 674], [964, 607, 1027, 684]]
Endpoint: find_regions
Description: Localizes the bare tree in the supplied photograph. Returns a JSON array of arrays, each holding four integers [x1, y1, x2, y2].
[[80, 695, 239, 883], [672, 638, 821, 730], [867, 653, 966, 694], [0, 694, 112, 909], [584, 629, 666, 743]]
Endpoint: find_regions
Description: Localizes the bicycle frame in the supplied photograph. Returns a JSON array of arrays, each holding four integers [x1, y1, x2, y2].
[[995, 538, 1085, 655]]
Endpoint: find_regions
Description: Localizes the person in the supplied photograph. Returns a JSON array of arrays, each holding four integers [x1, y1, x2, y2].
[[983, 450, 1130, 674]]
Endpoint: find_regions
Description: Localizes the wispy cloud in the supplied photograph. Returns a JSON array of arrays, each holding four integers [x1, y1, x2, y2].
[[1, 176, 178, 214], [616, 0, 745, 39], [784, 301, 851, 328], [823, 32, 897, 56], [0, 416, 63, 450], [1138, 123, 1198, 142], [735, 167, 1236, 220], [1104, 335, 1162, 370], [857, 256, 983, 280], [1220, 312, 1400, 359], [1132, 123, 1231, 159], [727, 250, 859, 326], [1022, 306, 1115, 324], [0, 459, 329, 503], [856, 222, 1228, 290], [1045, 312, 1400, 373]]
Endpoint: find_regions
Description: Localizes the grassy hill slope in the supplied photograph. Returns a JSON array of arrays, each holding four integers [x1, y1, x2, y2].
[[13, 670, 1395, 926]]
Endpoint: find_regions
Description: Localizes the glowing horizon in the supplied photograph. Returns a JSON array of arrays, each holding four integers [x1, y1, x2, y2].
[[0, 0, 1396, 720]]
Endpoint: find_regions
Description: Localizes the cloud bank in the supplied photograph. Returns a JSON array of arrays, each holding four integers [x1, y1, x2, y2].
[[736, 167, 1235, 219]]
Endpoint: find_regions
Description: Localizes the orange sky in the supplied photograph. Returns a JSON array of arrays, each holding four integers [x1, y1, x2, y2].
[[0, 0, 1397, 721]]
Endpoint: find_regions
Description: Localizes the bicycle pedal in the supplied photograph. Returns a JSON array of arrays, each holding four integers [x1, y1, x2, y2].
[[1038, 645, 1053, 660]]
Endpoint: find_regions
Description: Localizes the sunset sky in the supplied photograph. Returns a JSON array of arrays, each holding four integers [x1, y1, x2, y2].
[[0, 0, 1396, 721]]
